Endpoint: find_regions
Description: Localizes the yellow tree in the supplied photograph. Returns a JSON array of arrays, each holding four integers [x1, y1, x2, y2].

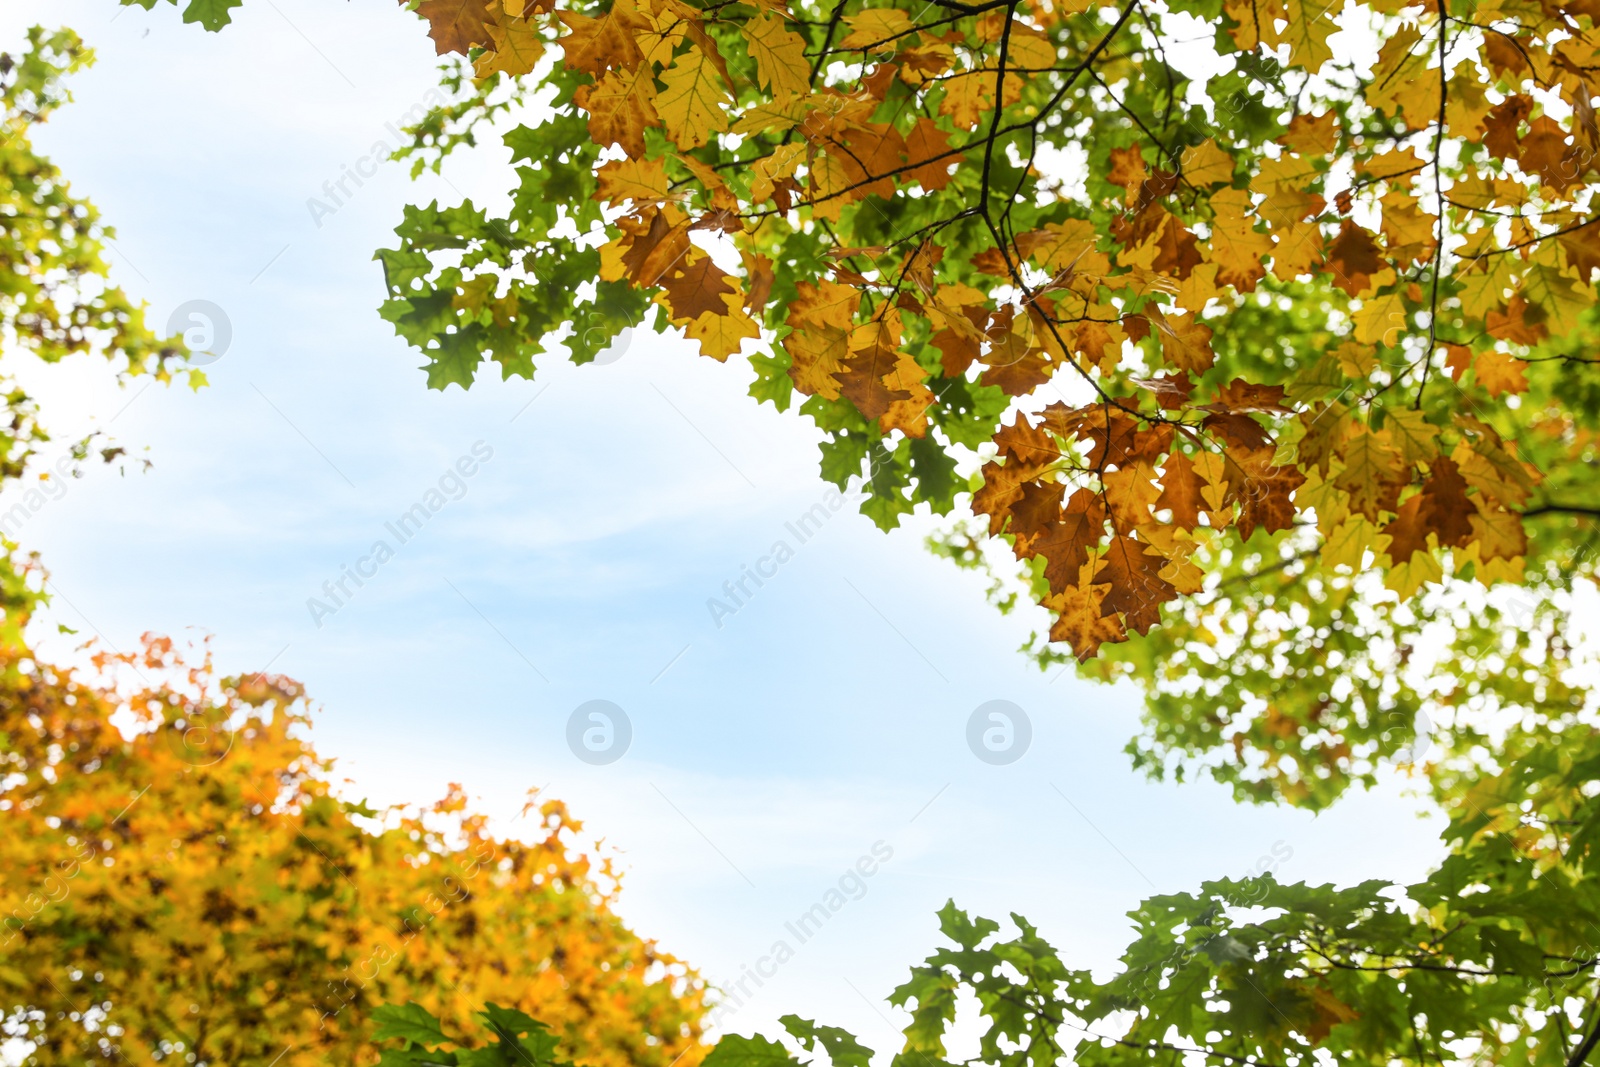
[[0, 631, 706, 1067]]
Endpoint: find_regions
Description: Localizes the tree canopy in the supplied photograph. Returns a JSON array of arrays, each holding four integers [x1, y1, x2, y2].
[[119, 0, 1600, 810], [349, 0, 1600, 809], [0, 628, 706, 1067]]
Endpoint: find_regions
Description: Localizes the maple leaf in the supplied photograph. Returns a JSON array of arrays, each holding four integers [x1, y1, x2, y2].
[[1134, 372, 1194, 410], [940, 73, 991, 131], [904, 118, 956, 191], [1207, 189, 1274, 291], [1471, 347, 1530, 397], [479, 8, 545, 76], [1146, 306, 1215, 373], [683, 299, 760, 360], [1334, 426, 1406, 520], [1096, 533, 1178, 634], [1155, 451, 1208, 529], [1180, 139, 1235, 186], [594, 158, 669, 206], [784, 279, 858, 399]]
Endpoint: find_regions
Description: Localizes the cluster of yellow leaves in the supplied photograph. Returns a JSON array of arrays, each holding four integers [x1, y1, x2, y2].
[[0, 635, 705, 1067]]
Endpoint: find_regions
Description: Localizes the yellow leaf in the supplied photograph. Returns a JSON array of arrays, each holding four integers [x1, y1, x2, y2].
[[657, 47, 732, 149], [1206, 188, 1273, 291], [731, 96, 814, 136], [838, 9, 913, 50], [1386, 542, 1444, 598], [939, 72, 989, 131], [1322, 514, 1388, 570], [476, 10, 544, 77], [1351, 289, 1410, 347], [574, 65, 660, 158], [681, 293, 761, 360], [1382, 407, 1440, 463], [1180, 139, 1235, 186], [742, 12, 810, 100], [1471, 348, 1529, 397], [594, 158, 670, 206], [1268, 0, 1336, 73], [750, 142, 805, 204]]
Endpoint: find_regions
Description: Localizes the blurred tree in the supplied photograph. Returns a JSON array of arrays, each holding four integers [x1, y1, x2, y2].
[[0, 632, 706, 1067]]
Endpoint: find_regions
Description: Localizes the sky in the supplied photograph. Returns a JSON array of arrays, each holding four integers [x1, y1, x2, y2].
[[0, 0, 1449, 1053]]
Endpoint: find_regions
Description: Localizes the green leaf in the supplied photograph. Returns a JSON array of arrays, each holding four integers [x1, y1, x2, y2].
[[779, 1018, 873, 1067], [372, 1004, 453, 1049], [701, 1033, 800, 1067]]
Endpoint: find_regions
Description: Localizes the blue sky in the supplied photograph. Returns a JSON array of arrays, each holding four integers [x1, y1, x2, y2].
[[1, 0, 1446, 1050]]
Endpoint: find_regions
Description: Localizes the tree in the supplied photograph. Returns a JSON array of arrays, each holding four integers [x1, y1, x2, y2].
[[0, 26, 193, 649], [369, 711, 1600, 1065], [226, 0, 1598, 807], [0, 630, 706, 1067]]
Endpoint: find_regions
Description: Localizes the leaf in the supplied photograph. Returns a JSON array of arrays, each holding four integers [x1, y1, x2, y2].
[[702, 1035, 799, 1067], [658, 252, 739, 321], [838, 9, 913, 49], [574, 66, 660, 158], [1471, 348, 1529, 397], [1180, 139, 1235, 186], [594, 158, 669, 205], [905, 118, 956, 191], [939, 73, 990, 131], [1351, 289, 1409, 348], [416, 0, 492, 54], [182, 0, 245, 31], [657, 47, 733, 149], [780, 1018, 874, 1067], [558, 0, 648, 76], [1333, 426, 1405, 520], [478, 9, 545, 76], [373, 1004, 454, 1048], [743, 12, 810, 100], [1046, 559, 1126, 660]]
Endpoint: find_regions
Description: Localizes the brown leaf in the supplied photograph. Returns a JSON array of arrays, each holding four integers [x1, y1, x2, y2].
[[1036, 489, 1108, 593], [416, 0, 491, 54], [1203, 379, 1294, 414], [904, 117, 956, 191], [1228, 446, 1305, 540], [1096, 533, 1177, 635], [660, 254, 739, 321], [1156, 451, 1205, 529], [1046, 559, 1126, 660], [1133, 372, 1194, 410], [1325, 220, 1387, 297]]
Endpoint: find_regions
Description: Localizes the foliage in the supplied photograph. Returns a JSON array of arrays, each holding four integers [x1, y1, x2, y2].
[[118, 0, 1600, 807], [0, 632, 706, 1067], [390, 722, 1600, 1064], [0, 25, 192, 646], [356, 0, 1600, 632]]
